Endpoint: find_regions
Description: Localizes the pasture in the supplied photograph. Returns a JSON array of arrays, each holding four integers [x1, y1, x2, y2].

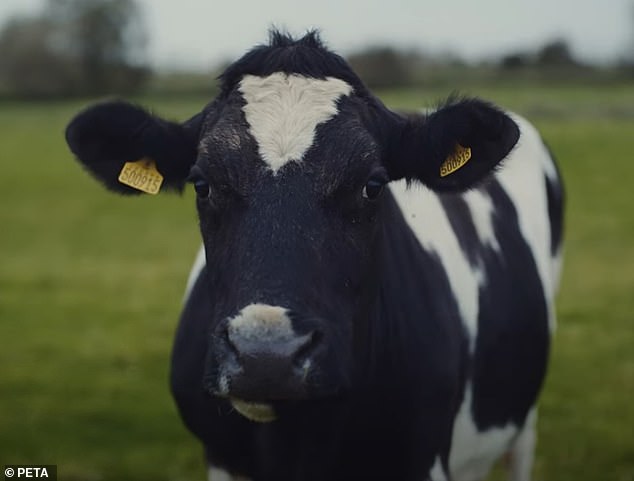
[[0, 84, 633, 480]]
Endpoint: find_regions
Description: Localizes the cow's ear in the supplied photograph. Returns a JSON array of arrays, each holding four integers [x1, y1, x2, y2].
[[386, 98, 520, 192], [65, 100, 203, 195]]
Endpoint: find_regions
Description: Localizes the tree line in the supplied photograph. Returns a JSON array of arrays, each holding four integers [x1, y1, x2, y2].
[[0, 0, 148, 98], [1, 0, 632, 98]]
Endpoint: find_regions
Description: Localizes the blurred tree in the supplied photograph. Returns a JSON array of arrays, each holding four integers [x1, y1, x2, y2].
[[0, 0, 149, 98], [499, 52, 532, 70], [0, 16, 76, 97], [347, 46, 413, 89], [47, 0, 149, 94], [536, 39, 578, 67]]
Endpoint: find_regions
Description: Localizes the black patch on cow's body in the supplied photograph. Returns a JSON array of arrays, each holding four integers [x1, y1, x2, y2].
[[544, 145, 565, 255], [438, 179, 552, 431], [472, 180, 549, 429], [439, 193, 480, 267], [366, 192, 468, 478]]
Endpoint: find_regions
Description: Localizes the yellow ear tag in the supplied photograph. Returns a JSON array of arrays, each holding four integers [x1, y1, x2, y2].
[[440, 144, 472, 177], [118, 158, 164, 194]]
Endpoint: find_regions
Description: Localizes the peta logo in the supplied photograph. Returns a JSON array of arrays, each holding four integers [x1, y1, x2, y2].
[[4, 466, 57, 480]]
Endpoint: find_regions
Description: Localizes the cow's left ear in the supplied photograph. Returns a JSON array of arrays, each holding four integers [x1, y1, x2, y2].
[[386, 98, 520, 192], [65, 100, 203, 195]]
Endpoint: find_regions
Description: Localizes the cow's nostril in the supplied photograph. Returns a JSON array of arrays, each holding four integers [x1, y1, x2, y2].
[[293, 330, 323, 370], [222, 323, 241, 358]]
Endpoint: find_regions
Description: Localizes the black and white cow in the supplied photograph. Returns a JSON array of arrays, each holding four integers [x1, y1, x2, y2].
[[65, 32, 564, 481]]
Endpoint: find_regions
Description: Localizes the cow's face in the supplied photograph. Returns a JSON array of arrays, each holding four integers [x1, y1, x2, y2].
[[65, 33, 519, 422], [191, 74, 389, 409]]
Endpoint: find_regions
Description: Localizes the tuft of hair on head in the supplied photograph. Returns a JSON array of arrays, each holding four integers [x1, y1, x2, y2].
[[267, 28, 324, 49], [218, 29, 367, 97]]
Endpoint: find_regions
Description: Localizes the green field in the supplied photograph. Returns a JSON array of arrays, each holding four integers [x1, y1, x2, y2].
[[1, 84, 633, 481]]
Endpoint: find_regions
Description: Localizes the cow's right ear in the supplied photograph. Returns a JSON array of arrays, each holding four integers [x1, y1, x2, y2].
[[384, 98, 519, 193], [65, 100, 203, 194]]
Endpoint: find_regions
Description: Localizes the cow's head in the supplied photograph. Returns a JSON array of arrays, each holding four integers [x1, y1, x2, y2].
[[66, 31, 519, 422]]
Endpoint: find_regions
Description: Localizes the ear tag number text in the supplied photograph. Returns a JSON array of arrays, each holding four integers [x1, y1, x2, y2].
[[440, 144, 472, 177], [118, 159, 164, 194]]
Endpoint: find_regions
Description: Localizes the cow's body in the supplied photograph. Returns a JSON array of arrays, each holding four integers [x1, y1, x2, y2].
[[172, 116, 563, 481], [65, 31, 563, 481]]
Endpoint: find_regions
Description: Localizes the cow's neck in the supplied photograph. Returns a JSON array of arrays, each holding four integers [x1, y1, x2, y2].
[[355, 189, 467, 391]]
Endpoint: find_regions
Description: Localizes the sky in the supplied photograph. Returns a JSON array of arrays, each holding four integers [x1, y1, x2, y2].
[[1, 0, 632, 70]]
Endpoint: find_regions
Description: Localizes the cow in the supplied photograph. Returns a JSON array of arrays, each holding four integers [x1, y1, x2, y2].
[[65, 31, 564, 481]]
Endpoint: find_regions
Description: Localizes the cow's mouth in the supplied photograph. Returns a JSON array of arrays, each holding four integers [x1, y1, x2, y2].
[[230, 398, 277, 423]]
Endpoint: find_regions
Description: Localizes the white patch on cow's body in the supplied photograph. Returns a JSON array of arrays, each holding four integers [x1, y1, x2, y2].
[[472, 265, 486, 288], [228, 303, 294, 341], [463, 189, 500, 253], [239, 72, 353, 173], [183, 244, 206, 303], [448, 384, 518, 481], [390, 181, 480, 351], [429, 456, 448, 481], [496, 114, 558, 332], [207, 466, 251, 481], [541, 144, 559, 182], [541, 141, 565, 302], [507, 409, 537, 481]]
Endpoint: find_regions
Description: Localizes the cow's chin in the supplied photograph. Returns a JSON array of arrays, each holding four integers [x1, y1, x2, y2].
[[230, 398, 277, 423]]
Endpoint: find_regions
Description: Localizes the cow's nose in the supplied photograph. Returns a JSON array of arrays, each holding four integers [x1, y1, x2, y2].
[[228, 324, 317, 367], [214, 304, 321, 401]]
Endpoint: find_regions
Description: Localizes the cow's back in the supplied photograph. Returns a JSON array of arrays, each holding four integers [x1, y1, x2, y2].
[[389, 114, 563, 480]]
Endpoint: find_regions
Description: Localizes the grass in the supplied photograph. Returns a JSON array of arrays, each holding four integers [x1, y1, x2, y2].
[[0, 84, 633, 480]]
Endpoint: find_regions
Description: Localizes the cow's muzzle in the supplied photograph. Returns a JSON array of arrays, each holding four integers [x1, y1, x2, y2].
[[205, 304, 324, 418]]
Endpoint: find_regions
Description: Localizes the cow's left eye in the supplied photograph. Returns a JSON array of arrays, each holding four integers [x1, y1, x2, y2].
[[362, 177, 386, 200], [188, 165, 210, 198]]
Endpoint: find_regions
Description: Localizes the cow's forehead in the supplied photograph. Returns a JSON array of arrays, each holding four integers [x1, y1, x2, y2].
[[237, 72, 353, 174]]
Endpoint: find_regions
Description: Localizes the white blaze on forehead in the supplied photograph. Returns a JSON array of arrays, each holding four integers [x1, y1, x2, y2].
[[239, 72, 353, 173], [228, 303, 294, 340]]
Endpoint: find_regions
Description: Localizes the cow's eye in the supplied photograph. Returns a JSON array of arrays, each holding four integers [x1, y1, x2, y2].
[[362, 177, 386, 200], [193, 180, 210, 198], [188, 165, 210, 198]]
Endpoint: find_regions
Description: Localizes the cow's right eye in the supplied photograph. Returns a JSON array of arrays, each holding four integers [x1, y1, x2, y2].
[[194, 180, 210, 198]]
